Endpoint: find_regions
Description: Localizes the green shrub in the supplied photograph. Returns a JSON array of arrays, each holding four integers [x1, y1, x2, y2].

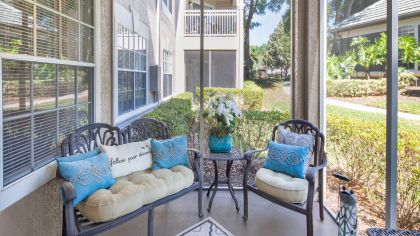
[[196, 81, 263, 110], [327, 114, 420, 230], [326, 77, 414, 97], [327, 52, 357, 80], [233, 110, 290, 154], [145, 92, 195, 137]]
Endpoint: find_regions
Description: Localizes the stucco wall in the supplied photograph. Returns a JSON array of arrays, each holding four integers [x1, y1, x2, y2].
[[0, 180, 62, 236]]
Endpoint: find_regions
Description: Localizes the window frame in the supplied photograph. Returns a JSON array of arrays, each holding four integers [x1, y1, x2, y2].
[[0, 0, 99, 211], [112, 1, 154, 126]]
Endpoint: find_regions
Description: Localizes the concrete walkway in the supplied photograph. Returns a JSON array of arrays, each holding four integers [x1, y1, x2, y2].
[[326, 99, 420, 121], [282, 83, 420, 121]]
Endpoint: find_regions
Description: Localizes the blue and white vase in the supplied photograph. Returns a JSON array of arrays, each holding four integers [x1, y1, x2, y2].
[[209, 134, 232, 153]]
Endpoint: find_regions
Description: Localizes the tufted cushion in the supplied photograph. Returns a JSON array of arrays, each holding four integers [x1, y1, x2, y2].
[[255, 168, 308, 204], [76, 165, 194, 223]]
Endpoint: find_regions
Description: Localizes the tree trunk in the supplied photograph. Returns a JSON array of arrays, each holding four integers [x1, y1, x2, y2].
[[244, 0, 256, 80], [343, 0, 356, 19]]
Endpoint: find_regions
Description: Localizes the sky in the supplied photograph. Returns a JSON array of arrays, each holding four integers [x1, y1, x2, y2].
[[250, 6, 288, 46]]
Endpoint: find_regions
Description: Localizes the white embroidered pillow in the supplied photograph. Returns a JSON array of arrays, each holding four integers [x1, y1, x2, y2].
[[99, 139, 153, 178], [277, 127, 315, 153]]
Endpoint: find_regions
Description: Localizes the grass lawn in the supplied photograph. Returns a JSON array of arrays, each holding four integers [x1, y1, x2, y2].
[[331, 94, 420, 115], [250, 78, 420, 131], [327, 104, 420, 131], [251, 78, 291, 112]]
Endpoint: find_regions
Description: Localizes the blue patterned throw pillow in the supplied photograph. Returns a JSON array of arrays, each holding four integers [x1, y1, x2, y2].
[[277, 127, 315, 152], [57, 153, 115, 206], [263, 141, 310, 179], [56, 149, 100, 163], [150, 136, 189, 170]]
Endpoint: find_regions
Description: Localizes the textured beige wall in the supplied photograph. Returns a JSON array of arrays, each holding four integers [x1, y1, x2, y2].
[[291, 0, 321, 127], [0, 1, 180, 235], [0, 180, 62, 236], [101, 0, 113, 124], [0, 2, 114, 236]]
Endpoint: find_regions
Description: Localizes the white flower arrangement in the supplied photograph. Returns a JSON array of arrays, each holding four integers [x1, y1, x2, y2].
[[205, 94, 243, 136]]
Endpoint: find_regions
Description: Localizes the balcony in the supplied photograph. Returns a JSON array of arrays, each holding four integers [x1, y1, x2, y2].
[[184, 9, 238, 37]]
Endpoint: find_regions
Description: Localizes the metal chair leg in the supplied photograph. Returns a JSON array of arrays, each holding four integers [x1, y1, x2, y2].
[[198, 183, 203, 217], [319, 170, 325, 221], [307, 211, 313, 236], [148, 209, 154, 236]]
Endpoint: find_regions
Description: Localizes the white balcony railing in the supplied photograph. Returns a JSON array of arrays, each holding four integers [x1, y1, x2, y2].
[[184, 9, 237, 37]]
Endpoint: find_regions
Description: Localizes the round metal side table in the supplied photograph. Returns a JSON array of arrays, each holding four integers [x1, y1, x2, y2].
[[204, 148, 244, 213]]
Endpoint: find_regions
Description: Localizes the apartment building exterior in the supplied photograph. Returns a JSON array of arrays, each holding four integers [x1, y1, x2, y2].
[[333, 0, 420, 74], [0, 0, 243, 234]]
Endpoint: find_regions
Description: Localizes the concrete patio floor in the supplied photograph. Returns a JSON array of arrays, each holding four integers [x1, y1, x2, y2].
[[101, 190, 338, 236]]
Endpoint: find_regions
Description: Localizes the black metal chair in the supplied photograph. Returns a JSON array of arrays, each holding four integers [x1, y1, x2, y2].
[[59, 119, 203, 236], [242, 119, 328, 236]]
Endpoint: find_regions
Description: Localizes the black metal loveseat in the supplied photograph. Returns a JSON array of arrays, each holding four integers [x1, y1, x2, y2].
[[59, 118, 203, 236]]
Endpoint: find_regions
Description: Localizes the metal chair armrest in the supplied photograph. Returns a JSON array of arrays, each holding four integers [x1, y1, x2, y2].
[[244, 148, 267, 160], [305, 153, 328, 182], [58, 178, 76, 204], [188, 148, 203, 184]]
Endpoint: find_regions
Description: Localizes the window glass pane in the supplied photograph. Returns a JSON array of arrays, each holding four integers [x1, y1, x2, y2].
[[36, 6, 59, 58], [123, 49, 129, 69], [34, 111, 58, 168], [3, 117, 32, 186], [77, 67, 92, 103], [118, 71, 134, 115], [2, 60, 31, 117], [81, 25, 94, 62], [140, 54, 146, 71], [0, 0, 34, 56], [135, 72, 146, 108], [61, 0, 78, 19], [129, 50, 135, 69], [135, 52, 140, 70], [77, 103, 91, 127], [61, 17, 79, 61], [59, 106, 76, 143], [80, 0, 94, 26], [58, 65, 76, 107], [117, 25, 124, 47], [37, 0, 59, 11], [33, 63, 57, 111], [118, 48, 124, 68]]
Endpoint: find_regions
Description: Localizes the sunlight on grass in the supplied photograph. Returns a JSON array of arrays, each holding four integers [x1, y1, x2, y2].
[[327, 105, 420, 131], [367, 100, 420, 115]]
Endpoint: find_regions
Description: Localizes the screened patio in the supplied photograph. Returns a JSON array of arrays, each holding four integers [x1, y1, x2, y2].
[[0, 0, 414, 236]]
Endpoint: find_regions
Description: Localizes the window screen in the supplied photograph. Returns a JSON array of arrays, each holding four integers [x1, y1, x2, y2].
[[116, 24, 147, 116], [1, 0, 95, 187]]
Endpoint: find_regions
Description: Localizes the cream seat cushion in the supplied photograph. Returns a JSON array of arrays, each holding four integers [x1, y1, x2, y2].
[[76, 165, 194, 223], [255, 168, 308, 204]]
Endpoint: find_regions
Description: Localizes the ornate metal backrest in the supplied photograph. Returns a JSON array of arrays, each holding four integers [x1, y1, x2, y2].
[[127, 118, 169, 142], [272, 119, 325, 166], [61, 123, 124, 156]]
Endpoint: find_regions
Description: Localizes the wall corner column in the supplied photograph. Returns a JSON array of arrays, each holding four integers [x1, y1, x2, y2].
[[291, 0, 322, 127]]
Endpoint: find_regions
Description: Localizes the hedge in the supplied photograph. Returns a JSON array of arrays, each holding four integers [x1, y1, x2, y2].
[[327, 73, 417, 97], [144, 92, 195, 137], [233, 110, 290, 153], [327, 114, 420, 229], [196, 81, 263, 110]]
